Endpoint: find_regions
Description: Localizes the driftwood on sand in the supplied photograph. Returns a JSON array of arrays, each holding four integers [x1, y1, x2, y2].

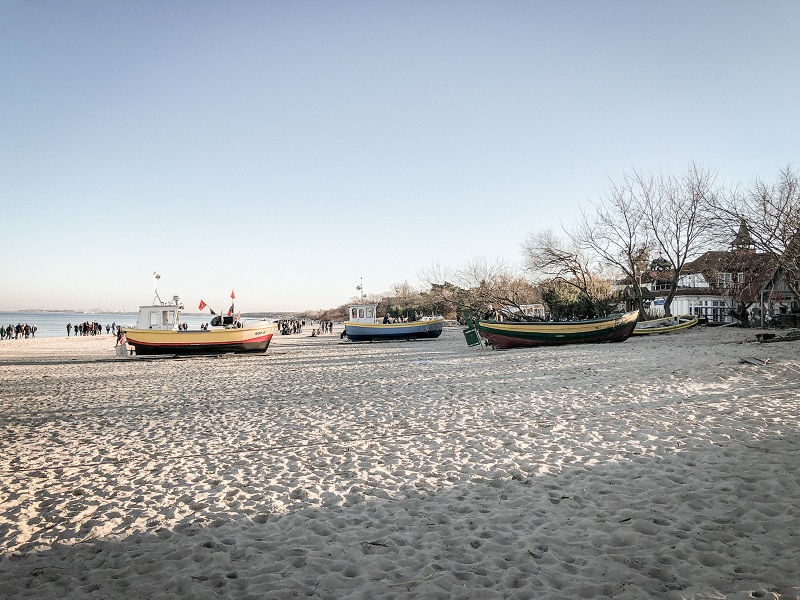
[[738, 356, 771, 366], [756, 331, 800, 344]]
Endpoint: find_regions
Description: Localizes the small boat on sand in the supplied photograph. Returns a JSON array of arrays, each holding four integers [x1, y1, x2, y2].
[[632, 314, 699, 336], [466, 311, 639, 349], [344, 304, 444, 342], [122, 288, 276, 356]]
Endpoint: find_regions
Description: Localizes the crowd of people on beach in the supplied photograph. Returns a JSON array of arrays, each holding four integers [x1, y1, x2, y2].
[[310, 320, 334, 337], [275, 319, 334, 336], [66, 322, 119, 336], [277, 319, 336, 337], [277, 319, 305, 335], [1, 323, 38, 339]]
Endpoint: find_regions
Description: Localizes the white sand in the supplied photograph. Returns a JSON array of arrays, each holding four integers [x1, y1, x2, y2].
[[0, 325, 798, 599]]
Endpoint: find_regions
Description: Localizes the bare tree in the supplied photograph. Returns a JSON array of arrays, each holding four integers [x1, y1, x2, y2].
[[387, 279, 423, 319], [639, 163, 718, 316], [521, 229, 614, 316], [419, 263, 469, 318], [711, 165, 800, 299], [420, 258, 538, 320], [575, 173, 652, 321]]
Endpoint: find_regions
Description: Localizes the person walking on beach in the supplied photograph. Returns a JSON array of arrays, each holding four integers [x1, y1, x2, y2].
[[67, 323, 72, 336]]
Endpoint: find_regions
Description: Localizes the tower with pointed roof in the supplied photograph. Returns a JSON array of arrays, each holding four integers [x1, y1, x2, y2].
[[731, 220, 755, 253]]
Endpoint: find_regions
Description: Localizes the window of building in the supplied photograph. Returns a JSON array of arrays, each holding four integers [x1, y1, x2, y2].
[[717, 272, 733, 286]]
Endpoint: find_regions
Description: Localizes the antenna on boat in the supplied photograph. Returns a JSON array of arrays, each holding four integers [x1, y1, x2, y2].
[[153, 271, 162, 304], [356, 277, 365, 300]]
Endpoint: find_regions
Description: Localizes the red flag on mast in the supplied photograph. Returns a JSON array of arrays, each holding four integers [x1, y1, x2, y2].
[[198, 300, 207, 311], [231, 289, 235, 299]]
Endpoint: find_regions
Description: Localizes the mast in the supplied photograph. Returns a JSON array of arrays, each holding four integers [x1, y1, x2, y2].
[[356, 277, 365, 300], [152, 272, 162, 304]]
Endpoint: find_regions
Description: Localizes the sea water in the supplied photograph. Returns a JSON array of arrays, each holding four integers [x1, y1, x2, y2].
[[0, 311, 250, 339]]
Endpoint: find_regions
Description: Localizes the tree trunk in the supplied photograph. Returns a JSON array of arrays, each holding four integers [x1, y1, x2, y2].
[[729, 302, 751, 327], [630, 280, 647, 321], [662, 273, 680, 317]]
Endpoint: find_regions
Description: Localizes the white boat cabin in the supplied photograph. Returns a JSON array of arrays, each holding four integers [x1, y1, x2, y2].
[[348, 304, 378, 324], [134, 295, 184, 331]]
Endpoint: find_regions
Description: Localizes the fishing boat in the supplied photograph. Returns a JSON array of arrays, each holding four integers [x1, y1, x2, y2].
[[121, 280, 276, 355], [467, 311, 639, 349], [632, 314, 699, 336], [343, 304, 444, 342]]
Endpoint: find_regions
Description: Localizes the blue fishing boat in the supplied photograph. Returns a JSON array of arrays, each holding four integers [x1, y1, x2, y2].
[[344, 304, 444, 342]]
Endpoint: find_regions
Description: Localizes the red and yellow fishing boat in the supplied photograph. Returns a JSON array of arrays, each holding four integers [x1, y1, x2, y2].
[[121, 280, 276, 356]]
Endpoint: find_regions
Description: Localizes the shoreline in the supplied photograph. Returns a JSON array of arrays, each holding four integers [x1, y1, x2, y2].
[[1, 326, 798, 598]]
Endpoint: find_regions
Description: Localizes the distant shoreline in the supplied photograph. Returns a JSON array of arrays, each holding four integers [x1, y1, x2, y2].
[[6, 309, 135, 314]]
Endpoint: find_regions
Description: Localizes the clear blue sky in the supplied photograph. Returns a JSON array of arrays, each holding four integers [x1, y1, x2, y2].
[[2, 1, 798, 312]]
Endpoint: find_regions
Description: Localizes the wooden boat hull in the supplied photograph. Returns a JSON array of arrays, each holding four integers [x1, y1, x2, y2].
[[632, 315, 699, 335], [344, 318, 445, 342], [122, 323, 277, 355], [476, 311, 639, 349]]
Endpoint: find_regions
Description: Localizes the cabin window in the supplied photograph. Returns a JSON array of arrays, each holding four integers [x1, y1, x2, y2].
[[149, 311, 158, 327], [366, 307, 374, 318], [358, 309, 365, 318], [351, 308, 357, 319]]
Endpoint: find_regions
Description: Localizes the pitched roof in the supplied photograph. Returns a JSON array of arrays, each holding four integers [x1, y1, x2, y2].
[[683, 250, 777, 302], [684, 250, 774, 273]]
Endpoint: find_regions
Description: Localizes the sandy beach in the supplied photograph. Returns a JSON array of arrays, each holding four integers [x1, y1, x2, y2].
[[1, 324, 798, 599]]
